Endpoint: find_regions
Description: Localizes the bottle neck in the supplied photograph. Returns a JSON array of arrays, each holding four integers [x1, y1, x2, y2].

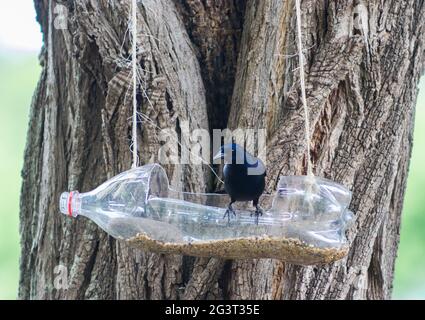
[[59, 191, 82, 217]]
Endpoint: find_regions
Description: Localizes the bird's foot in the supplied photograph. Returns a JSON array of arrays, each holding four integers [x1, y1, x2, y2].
[[223, 206, 236, 223], [251, 206, 264, 225]]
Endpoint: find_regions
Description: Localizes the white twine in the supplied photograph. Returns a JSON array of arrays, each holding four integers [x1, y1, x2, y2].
[[295, 0, 314, 177], [47, 0, 55, 96], [131, 0, 139, 168], [126, 0, 223, 184]]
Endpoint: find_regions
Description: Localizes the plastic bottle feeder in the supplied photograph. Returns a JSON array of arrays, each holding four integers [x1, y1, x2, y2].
[[59, 164, 354, 265]]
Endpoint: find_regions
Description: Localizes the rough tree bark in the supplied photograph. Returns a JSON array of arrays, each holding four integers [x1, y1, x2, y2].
[[19, 0, 425, 300]]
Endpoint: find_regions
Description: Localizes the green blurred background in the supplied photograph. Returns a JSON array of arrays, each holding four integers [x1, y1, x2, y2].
[[0, 1, 424, 300]]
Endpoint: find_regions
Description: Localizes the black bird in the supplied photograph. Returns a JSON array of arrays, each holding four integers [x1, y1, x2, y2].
[[213, 143, 266, 223]]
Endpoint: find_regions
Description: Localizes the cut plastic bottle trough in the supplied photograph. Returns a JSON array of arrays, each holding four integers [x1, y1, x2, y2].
[[59, 164, 354, 265]]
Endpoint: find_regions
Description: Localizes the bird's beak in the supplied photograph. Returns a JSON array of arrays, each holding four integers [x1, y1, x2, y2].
[[213, 150, 224, 161]]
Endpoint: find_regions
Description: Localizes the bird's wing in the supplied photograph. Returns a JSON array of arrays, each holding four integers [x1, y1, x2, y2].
[[245, 153, 266, 175]]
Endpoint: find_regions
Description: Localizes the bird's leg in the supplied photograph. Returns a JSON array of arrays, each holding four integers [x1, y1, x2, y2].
[[223, 200, 236, 223], [251, 200, 264, 225]]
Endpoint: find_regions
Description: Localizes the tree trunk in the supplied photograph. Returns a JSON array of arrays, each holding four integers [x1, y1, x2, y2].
[[19, 0, 425, 300]]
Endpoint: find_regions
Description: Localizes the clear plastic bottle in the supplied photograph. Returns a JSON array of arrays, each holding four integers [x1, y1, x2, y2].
[[59, 164, 354, 264]]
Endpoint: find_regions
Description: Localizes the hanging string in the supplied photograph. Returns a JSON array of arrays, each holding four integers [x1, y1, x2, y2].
[[127, 0, 223, 183], [47, 0, 55, 97], [295, 0, 314, 177], [131, 0, 139, 168]]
